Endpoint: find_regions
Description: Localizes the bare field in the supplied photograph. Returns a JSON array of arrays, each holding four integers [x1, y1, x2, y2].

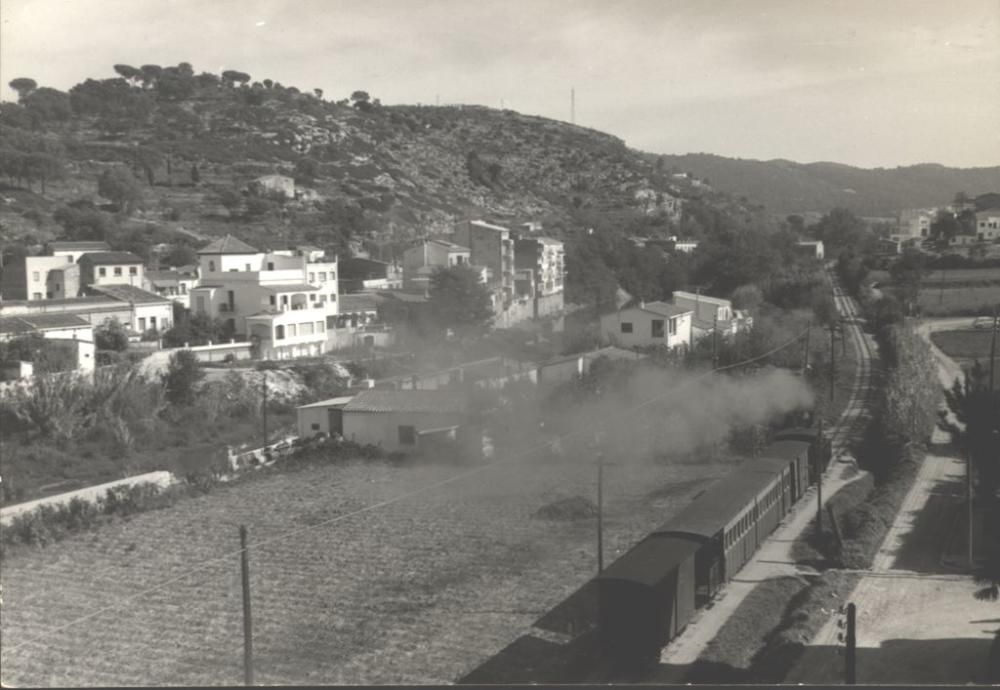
[[0, 453, 735, 686], [917, 285, 1000, 316], [929, 329, 996, 368], [924, 267, 1000, 285]]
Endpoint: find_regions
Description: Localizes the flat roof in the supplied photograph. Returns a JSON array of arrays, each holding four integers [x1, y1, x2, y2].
[[672, 291, 731, 307], [89, 284, 170, 304], [617, 301, 693, 318], [260, 283, 320, 293], [78, 251, 144, 265], [343, 389, 467, 414]]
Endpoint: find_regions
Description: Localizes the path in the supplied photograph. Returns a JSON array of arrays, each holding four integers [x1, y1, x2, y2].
[[784, 316, 996, 685], [656, 269, 877, 677]]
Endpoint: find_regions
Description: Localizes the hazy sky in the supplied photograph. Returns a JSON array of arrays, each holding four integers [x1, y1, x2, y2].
[[3, 0, 999, 168]]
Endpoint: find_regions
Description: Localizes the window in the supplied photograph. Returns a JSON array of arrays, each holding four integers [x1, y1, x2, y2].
[[267, 262, 274, 270], [309, 293, 316, 301], [398, 425, 416, 446], [620, 322, 633, 334], [316, 321, 324, 332], [269, 295, 276, 306], [330, 293, 336, 301], [46, 291, 53, 299], [138, 317, 146, 331], [114, 267, 122, 276], [150, 316, 157, 329], [319, 272, 327, 282], [309, 272, 316, 282], [245, 264, 251, 271], [129, 266, 138, 276], [99, 267, 107, 277], [181, 284, 187, 294], [668, 318, 677, 336], [288, 324, 297, 337], [32, 292, 41, 300], [32, 271, 40, 282], [209, 260, 216, 272], [275, 325, 285, 340], [651, 319, 664, 338]]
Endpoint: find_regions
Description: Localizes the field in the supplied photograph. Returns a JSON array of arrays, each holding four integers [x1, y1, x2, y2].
[[0, 451, 737, 686], [923, 267, 1000, 285], [917, 285, 1000, 316], [930, 329, 996, 369]]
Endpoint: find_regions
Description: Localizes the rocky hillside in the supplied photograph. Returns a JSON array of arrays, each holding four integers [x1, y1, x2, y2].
[[0, 64, 717, 256], [653, 153, 1000, 217]]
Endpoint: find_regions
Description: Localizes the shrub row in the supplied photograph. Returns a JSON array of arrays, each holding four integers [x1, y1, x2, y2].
[[2, 436, 388, 551]]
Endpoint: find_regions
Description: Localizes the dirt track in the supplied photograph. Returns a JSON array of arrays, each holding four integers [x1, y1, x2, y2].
[[784, 317, 997, 685]]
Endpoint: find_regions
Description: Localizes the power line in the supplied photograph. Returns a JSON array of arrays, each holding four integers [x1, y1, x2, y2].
[[3, 327, 809, 655]]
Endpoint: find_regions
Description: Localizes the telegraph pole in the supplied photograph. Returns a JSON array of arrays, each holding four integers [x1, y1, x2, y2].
[[968, 447, 974, 569], [989, 305, 998, 392], [802, 323, 812, 375], [239, 525, 254, 686], [261, 371, 268, 446], [829, 323, 836, 402], [816, 419, 824, 535], [845, 602, 856, 685], [597, 443, 604, 574], [712, 313, 719, 369], [571, 87, 575, 125]]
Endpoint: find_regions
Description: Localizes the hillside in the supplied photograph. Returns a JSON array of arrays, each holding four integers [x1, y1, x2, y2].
[[653, 153, 1000, 217], [0, 64, 729, 258]]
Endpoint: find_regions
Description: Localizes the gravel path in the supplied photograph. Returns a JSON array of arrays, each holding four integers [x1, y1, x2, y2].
[[784, 316, 996, 685]]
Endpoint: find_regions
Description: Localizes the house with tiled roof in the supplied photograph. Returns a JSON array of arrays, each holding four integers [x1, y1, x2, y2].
[[599, 300, 693, 350], [190, 235, 339, 360], [0, 312, 96, 378], [77, 252, 145, 290], [339, 389, 473, 453], [85, 284, 174, 335]]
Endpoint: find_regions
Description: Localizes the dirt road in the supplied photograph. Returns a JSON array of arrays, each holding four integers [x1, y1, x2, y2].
[[784, 317, 997, 685]]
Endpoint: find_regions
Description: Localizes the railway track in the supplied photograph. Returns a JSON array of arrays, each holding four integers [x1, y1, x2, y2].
[[824, 267, 876, 463]]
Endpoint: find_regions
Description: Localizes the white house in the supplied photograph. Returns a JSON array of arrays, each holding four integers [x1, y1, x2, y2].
[[340, 389, 471, 453], [599, 301, 693, 350], [796, 240, 825, 260], [144, 268, 199, 309], [976, 209, 1000, 241], [87, 284, 174, 336], [671, 290, 752, 340], [0, 312, 96, 376], [296, 395, 354, 438], [190, 235, 339, 360]]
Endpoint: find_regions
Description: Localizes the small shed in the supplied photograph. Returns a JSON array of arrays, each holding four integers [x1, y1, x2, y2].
[[296, 396, 354, 438], [341, 389, 469, 453]]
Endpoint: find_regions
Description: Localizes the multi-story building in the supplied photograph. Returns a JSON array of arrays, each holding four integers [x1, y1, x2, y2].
[[454, 220, 516, 307], [893, 209, 935, 242], [976, 209, 1000, 241], [1, 255, 80, 301], [47, 241, 111, 264], [402, 239, 475, 293], [144, 268, 200, 309], [78, 252, 145, 289], [514, 236, 564, 296], [189, 235, 339, 360]]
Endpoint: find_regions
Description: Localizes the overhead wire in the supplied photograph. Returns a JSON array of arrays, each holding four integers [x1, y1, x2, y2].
[[3, 326, 811, 655]]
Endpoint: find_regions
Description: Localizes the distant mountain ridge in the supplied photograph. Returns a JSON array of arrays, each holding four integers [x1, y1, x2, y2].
[[653, 153, 1000, 217]]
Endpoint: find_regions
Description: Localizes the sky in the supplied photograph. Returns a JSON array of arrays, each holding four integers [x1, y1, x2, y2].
[[2, 0, 999, 168]]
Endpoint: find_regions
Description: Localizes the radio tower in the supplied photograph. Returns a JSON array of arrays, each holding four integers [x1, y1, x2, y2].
[[571, 87, 576, 124]]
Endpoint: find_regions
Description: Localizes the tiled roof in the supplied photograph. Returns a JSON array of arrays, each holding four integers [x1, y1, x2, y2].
[[48, 241, 110, 251], [0, 313, 91, 335], [77, 251, 143, 265], [343, 389, 467, 414], [621, 300, 692, 318], [88, 284, 171, 304], [198, 235, 260, 255]]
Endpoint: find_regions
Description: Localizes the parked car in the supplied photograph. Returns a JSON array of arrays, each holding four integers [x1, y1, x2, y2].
[[972, 317, 995, 330]]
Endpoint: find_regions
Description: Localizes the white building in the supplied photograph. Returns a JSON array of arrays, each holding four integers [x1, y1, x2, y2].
[[86, 284, 174, 336], [0, 313, 97, 376], [976, 209, 1000, 241], [78, 252, 146, 290], [671, 290, 752, 340], [340, 389, 470, 453], [190, 235, 339, 360], [296, 395, 354, 438], [894, 209, 935, 242], [796, 240, 825, 260], [144, 269, 199, 309], [599, 301, 693, 350], [402, 239, 474, 293]]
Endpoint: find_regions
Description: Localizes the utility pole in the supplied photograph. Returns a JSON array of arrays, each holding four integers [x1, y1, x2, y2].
[[239, 525, 254, 686], [968, 447, 974, 570], [597, 442, 604, 574], [845, 602, 856, 685], [802, 323, 812, 375], [712, 313, 719, 369], [261, 371, 268, 446], [829, 323, 836, 402], [989, 305, 999, 392], [815, 418, 824, 535]]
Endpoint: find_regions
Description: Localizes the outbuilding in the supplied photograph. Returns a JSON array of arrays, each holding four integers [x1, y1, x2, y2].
[[296, 396, 354, 439], [341, 389, 471, 453]]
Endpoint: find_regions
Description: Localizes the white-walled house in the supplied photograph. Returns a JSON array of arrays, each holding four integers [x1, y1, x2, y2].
[[671, 290, 752, 340], [190, 235, 339, 360], [340, 389, 470, 453], [0, 313, 96, 376], [296, 396, 354, 438], [976, 209, 1000, 241], [600, 301, 693, 350]]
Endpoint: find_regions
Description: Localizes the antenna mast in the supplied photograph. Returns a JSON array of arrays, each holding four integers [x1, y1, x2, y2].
[[571, 87, 576, 124]]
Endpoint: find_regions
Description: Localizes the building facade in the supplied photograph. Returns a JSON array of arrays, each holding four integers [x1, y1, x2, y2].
[[454, 220, 516, 307], [78, 252, 146, 290], [600, 301, 693, 350]]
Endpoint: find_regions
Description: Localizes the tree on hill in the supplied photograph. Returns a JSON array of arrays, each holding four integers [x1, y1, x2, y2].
[[222, 70, 251, 88], [351, 90, 373, 111], [139, 64, 163, 88], [428, 265, 494, 335], [162, 350, 204, 407], [53, 202, 118, 241], [8, 78, 37, 100], [113, 64, 142, 85], [98, 166, 143, 214], [23, 87, 72, 125]]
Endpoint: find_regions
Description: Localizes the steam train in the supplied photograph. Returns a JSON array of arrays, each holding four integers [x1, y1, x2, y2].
[[596, 426, 832, 670]]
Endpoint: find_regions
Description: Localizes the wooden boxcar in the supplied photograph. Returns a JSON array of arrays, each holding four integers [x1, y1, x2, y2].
[[773, 427, 831, 482], [597, 535, 701, 667], [760, 439, 812, 502]]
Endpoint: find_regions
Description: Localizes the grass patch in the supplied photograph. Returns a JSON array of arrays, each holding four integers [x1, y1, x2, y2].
[[790, 472, 876, 567], [685, 576, 811, 683], [917, 285, 1000, 316], [930, 329, 995, 362]]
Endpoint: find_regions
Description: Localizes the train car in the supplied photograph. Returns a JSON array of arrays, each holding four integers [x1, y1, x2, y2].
[[760, 439, 812, 502], [596, 535, 701, 668], [773, 426, 832, 480]]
